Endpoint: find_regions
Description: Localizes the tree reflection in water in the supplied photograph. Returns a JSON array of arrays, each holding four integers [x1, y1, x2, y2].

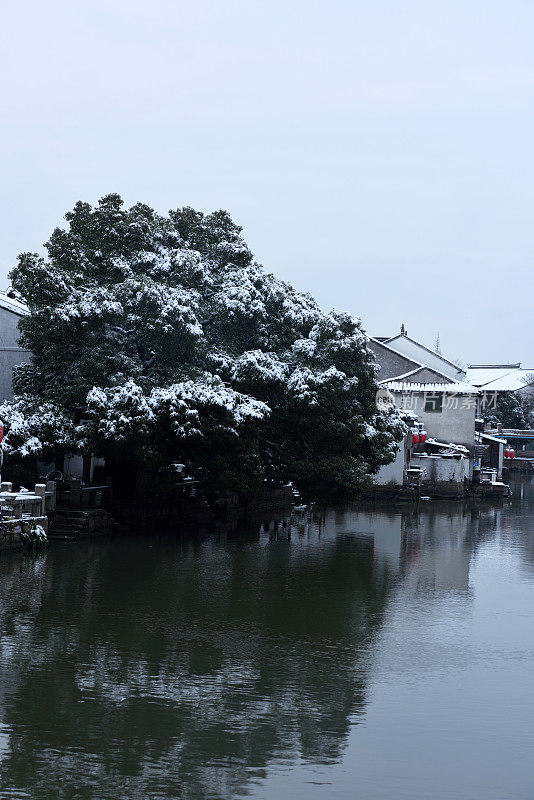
[[0, 489, 530, 800]]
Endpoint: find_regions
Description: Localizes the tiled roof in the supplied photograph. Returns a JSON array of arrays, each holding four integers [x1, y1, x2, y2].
[[382, 381, 479, 394], [466, 366, 534, 391], [383, 333, 466, 374], [379, 364, 462, 385], [0, 291, 28, 316]]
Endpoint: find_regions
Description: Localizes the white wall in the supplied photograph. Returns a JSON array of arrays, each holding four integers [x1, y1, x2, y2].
[[64, 455, 84, 480], [375, 439, 406, 485], [392, 392, 476, 448], [0, 307, 32, 401], [411, 454, 468, 483]]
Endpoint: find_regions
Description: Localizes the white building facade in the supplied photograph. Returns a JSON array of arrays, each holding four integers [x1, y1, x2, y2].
[[0, 292, 31, 401], [381, 380, 479, 449]]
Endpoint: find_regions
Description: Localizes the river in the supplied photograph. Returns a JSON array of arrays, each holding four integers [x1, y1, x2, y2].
[[1, 478, 534, 799]]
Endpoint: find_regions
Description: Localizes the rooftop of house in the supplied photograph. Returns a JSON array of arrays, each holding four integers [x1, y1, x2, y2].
[[469, 364, 521, 369], [466, 364, 534, 391], [381, 364, 461, 384], [480, 433, 507, 444], [374, 324, 466, 376], [368, 334, 465, 380], [380, 379, 479, 395], [367, 336, 422, 369], [0, 290, 29, 316]]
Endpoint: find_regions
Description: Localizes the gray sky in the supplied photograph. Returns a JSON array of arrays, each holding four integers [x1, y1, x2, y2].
[[2, 0, 533, 366]]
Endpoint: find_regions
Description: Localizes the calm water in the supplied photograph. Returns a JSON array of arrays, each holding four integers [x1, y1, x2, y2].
[[1, 481, 534, 799]]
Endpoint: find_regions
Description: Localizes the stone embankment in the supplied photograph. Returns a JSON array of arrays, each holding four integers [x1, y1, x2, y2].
[[504, 458, 534, 474], [48, 508, 113, 541], [364, 481, 510, 503], [0, 517, 48, 551]]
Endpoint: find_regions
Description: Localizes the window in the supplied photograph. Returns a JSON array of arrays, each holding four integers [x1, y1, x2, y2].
[[424, 392, 443, 413]]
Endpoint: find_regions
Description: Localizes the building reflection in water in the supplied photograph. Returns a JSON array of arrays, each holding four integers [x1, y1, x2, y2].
[[0, 479, 532, 799]]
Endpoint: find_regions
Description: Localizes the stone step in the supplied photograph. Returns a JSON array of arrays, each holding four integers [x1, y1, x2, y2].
[[48, 525, 87, 536], [50, 511, 90, 520], [48, 508, 112, 541], [48, 530, 82, 540]]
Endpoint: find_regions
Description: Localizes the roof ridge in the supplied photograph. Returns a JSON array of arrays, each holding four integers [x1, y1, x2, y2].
[[380, 366, 425, 381], [384, 333, 464, 373], [379, 364, 461, 384], [367, 336, 425, 370], [468, 363, 521, 369]]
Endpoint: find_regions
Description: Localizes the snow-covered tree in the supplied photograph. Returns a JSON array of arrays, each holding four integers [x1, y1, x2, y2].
[[482, 389, 534, 430], [2, 194, 404, 502]]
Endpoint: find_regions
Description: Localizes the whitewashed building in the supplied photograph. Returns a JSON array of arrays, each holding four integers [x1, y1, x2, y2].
[[368, 326, 478, 449], [378, 378, 479, 449], [0, 291, 31, 401], [373, 325, 466, 381]]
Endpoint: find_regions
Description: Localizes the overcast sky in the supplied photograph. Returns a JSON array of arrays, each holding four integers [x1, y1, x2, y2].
[[1, 0, 533, 366]]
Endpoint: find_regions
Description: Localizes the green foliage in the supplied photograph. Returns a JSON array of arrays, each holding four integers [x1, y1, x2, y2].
[[2, 195, 405, 503], [482, 392, 534, 429], [20, 519, 48, 548]]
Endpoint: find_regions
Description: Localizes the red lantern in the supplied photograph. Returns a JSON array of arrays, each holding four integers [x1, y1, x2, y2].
[[510, 449, 515, 459], [504, 448, 510, 459], [421, 431, 427, 443], [412, 432, 419, 445]]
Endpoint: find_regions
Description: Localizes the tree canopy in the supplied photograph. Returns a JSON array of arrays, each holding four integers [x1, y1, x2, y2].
[[0, 194, 404, 502], [482, 390, 534, 430]]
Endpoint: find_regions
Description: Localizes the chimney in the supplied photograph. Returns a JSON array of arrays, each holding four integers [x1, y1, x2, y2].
[[400, 323, 407, 336]]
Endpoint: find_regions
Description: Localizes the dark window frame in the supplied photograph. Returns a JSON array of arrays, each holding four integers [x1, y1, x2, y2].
[[424, 393, 443, 413]]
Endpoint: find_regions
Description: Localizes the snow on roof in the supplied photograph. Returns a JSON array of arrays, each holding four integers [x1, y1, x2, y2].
[[466, 366, 518, 385], [0, 290, 28, 316], [369, 337, 470, 387], [381, 366, 426, 382], [379, 363, 468, 385], [485, 428, 534, 438], [382, 380, 479, 395], [480, 433, 506, 444], [469, 363, 520, 369], [480, 373, 534, 391], [425, 438, 470, 453], [383, 333, 466, 374], [466, 366, 534, 391], [368, 337, 420, 365]]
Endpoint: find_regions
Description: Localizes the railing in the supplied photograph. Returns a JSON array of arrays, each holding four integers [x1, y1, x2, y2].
[[52, 478, 113, 508], [486, 429, 534, 438], [80, 485, 113, 507], [0, 481, 57, 519]]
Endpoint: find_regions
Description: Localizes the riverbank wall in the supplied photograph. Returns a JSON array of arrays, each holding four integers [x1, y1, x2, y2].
[[504, 459, 534, 475], [0, 516, 49, 551], [362, 481, 510, 503], [48, 508, 113, 541], [110, 485, 295, 534]]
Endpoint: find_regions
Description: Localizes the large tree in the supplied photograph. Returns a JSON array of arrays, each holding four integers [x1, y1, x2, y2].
[[0, 195, 404, 502]]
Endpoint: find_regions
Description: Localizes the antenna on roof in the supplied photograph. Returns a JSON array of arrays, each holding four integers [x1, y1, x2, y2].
[[400, 323, 407, 336]]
